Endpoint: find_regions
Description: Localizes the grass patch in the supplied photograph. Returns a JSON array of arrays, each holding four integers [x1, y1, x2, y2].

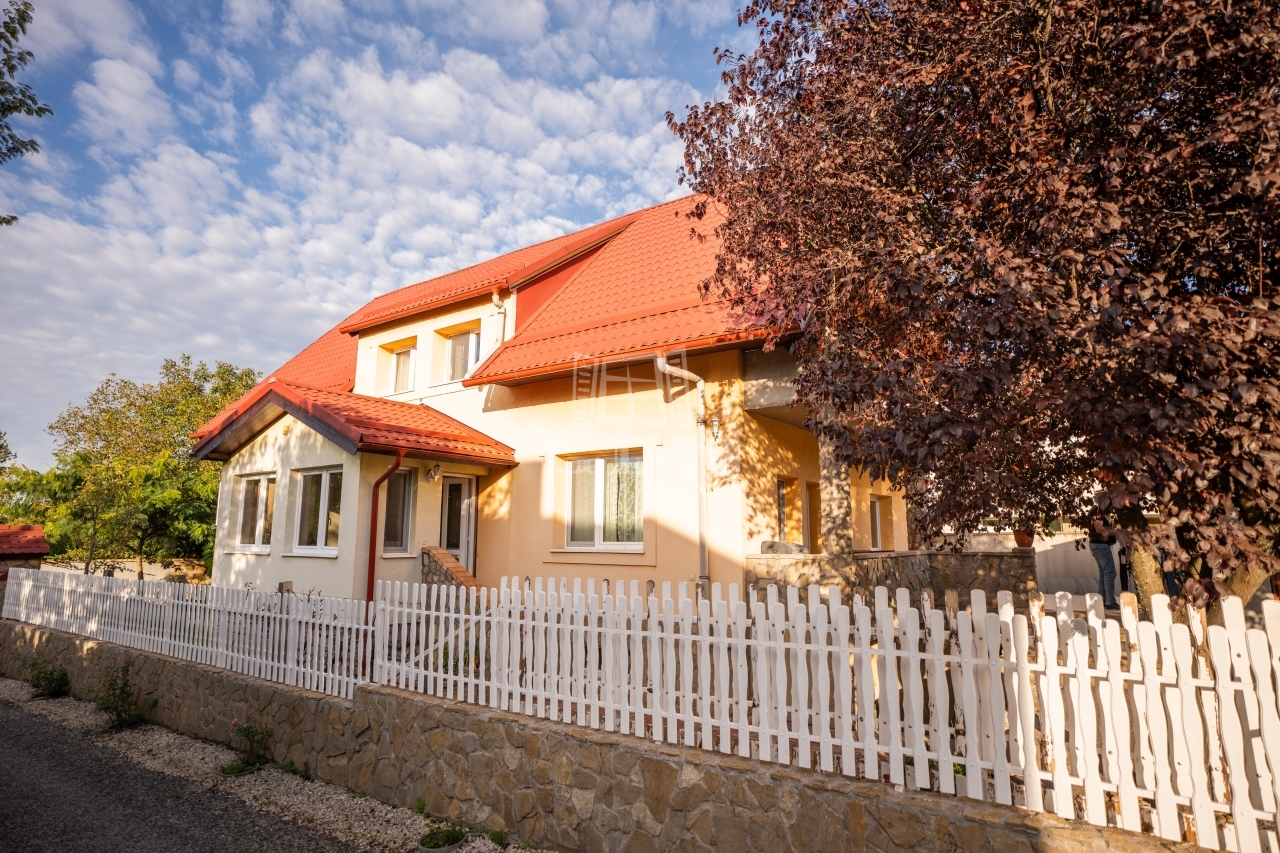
[[219, 761, 257, 776], [413, 798, 426, 814], [419, 824, 467, 849], [488, 830, 507, 847], [272, 759, 310, 779]]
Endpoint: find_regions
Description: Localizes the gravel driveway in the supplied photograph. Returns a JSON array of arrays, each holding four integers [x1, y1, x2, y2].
[[0, 698, 362, 853]]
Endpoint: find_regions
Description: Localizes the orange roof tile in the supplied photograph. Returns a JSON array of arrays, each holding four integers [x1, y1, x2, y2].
[[466, 198, 764, 385], [0, 524, 49, 556], [192, 381, 515, 466]]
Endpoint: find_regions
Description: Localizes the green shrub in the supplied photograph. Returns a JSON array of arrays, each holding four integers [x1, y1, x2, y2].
[[230, 716, 272, 766], [413, 798, 426, 814], [419, 824, 467, 849], [92, 660, 152, 728], [23, 652, 70, 698], [488, 830, 507, 847]]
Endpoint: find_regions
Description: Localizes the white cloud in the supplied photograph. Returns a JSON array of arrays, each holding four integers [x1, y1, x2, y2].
[[223, 0, 275, 44], [72, 59, 177, 158], [0, 0, 727, 468]]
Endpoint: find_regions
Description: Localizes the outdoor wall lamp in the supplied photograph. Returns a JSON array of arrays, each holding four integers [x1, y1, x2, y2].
[[710, 415, 721, 442], [427, 463, 442, 482]]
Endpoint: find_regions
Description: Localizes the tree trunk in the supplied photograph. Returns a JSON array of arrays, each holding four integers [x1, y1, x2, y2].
[[83, 511, 98, 574], [136, 547, 144, 580], [1131, 546, 1165, 619]]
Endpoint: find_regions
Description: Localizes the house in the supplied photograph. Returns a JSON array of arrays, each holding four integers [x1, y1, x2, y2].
[[192, 198, 909, 600], [0, 524, 49, 583]]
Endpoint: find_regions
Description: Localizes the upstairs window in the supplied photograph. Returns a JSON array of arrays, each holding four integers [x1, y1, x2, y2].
[[382, 469, 414, 553], [296, 468, 343, 553], [567, 452, 643, 550], [392, 346, 415, 393], [869, 496, 882, 551], [237, 474, 275, 553], [447, 330, 480, 382]]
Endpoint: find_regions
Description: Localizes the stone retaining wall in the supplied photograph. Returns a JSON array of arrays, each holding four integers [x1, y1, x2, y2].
[[745, 550, 1038, 609], [0, 619, 1194, 853]]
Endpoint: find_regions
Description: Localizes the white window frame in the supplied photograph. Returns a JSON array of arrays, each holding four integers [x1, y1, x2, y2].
[[391, 346, 417, 394], [234, 473, 276, 554], [869, 496, 882, 551], [292, 466, 343, 557], [565, 452, 644, 552], [445, 330, 481, 382], [381, 468, 416, 557]]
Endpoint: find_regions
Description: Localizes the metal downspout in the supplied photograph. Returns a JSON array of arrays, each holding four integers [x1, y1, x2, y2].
[[366, 450, 405, 603], [656, 355, 709, 585]]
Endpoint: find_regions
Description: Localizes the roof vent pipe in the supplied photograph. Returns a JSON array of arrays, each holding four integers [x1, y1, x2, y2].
[[655, 355, 709, 585], [491, 288, 506, 346]]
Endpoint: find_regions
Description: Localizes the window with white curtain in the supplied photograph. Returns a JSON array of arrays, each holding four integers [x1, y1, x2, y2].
[[236, 474, 275, 553], [392, 346, 416, 393], [869, 496, 882, 551], [382, 469, 414, 553], [295, 468, 343, 553], [446, 331, 480, 382], [567, 452, 643, 550]]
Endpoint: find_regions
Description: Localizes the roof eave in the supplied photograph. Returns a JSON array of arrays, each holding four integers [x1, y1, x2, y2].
[[461, 329, 769, 388]]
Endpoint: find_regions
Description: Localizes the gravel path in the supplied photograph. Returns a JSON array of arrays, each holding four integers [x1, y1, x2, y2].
[[0, 678, 545, 853], [0, 697, 361, 853]]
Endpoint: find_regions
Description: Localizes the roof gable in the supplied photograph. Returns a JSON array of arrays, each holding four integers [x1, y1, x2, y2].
[[192, 381, 515, 466]]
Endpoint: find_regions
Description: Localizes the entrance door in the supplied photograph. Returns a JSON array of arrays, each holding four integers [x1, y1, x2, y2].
[[439, 476, 476, 575]]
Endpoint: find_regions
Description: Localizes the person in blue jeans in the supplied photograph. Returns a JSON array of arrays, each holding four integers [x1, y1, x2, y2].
[[1088, 516, 1119, 609]]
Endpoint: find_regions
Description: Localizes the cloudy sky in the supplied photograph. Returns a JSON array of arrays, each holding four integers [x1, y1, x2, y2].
[[0, 0, 743, 467]]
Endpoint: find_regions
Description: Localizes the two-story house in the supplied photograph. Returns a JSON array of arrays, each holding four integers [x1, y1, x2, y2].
[[192, 197, 908, 599]]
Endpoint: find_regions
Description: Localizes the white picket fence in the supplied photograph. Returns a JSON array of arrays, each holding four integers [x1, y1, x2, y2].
[[7, 566, 1280, 852], [2, 568, 373, 699]]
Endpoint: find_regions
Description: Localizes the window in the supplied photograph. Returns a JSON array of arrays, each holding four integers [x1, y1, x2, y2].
[[296, 468, 343, 552], [392, 346, 415, 393], [382, 469, 414, 553], [869, 496, 882, 551], [237, 475, 276, 552], [776, 479, 787, 541], [567, 452, 642, 549], [446, 330, 480, 382]]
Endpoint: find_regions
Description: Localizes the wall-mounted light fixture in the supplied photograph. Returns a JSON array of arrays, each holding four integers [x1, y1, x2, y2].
[[710, 415, 722, 442], [427, 463, 442, 482]]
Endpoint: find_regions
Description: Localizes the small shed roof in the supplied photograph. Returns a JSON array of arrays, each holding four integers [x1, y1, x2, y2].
[[0, 524, 50, 556]]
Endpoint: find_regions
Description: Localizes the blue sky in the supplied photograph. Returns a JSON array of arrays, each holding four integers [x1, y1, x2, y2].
[[0, 0, 745, 467]]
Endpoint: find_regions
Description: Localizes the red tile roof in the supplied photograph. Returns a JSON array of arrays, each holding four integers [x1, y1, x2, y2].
[[466, 198, 764, 385], [193, 195, 761, 444], [192, 381, 515, 466], [0, 524, 50, 556]]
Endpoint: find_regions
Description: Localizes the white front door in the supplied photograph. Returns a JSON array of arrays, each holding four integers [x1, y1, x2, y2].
[[439, 476, 476, 575]]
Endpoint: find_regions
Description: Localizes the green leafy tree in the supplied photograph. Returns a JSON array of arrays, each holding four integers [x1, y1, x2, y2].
[[5, 356, 261, 576], [0, 429, 11, 465], [1, 0, 52, 226]]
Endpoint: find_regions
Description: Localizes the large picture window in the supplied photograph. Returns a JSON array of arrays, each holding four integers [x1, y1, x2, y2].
[[567, 452, 642, 550], [296, 468, 343, 553], [382, 469, 414, 553], [236, 474, 275, 553]]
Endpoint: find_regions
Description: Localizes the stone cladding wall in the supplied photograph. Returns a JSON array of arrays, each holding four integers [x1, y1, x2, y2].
[[746, 551, 1038, 609], [0, 619, 1193, 853]]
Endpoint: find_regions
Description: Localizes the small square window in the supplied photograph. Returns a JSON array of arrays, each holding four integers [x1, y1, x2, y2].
[[296, 468, 343, 552], [236, 474, 275, 553]]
